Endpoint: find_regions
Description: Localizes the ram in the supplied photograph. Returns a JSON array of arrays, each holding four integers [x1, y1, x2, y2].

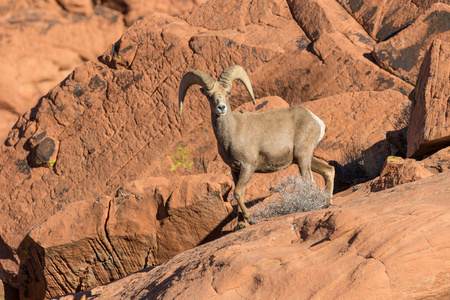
[[179, 65, 334, 227]]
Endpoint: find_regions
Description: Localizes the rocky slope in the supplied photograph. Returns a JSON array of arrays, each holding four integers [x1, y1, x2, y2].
[[0, 0, 449, 299], [56, 169, 450, 300], [0, 0, 207, 144]]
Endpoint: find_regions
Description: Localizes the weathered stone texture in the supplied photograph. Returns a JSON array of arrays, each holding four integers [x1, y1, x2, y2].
[[373, 3, 450, 84], [17, 174, 232, 299], [0, 0, 449, 298], [337, 0, 449, 41], [407, 39, 450, 157], [57, 171, 450, 300]]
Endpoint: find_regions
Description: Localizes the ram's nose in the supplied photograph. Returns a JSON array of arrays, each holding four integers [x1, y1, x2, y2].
[[216, 103, 227, 116]]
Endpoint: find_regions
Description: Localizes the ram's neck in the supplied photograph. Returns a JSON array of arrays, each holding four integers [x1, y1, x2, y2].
[[211, 108, 236, 150]]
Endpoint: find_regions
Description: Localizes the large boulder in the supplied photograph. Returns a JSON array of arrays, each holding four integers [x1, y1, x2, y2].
[[356, 156, 433, 193], [0, 3, 125, 144], [1, 0, 442, 296], [0, 0, 207, 144], [407, 39, 450, 158], [336, 0, 448, 41], [265, 0, 412, 104], [373, 3, 450, 84], [56, 170, 450, 299], [287, 0, 376, 50], [422, 146, 450, 173], [17, 174, 233, 299]]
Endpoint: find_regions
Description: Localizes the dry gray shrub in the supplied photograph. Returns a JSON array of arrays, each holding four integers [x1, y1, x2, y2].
[[249, 175, 327, 223]]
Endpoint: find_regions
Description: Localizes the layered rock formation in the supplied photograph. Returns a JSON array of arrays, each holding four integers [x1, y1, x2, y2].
[[407, 39, 450, 158], [0, 0, 449, 299], [18, 174, 233, 299], [373, 4, 450, 84], [0, 0, 207, 144], [58, 170, 450, 299]]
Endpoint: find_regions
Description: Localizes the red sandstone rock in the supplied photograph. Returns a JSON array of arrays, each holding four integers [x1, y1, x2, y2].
[[301, 90, 411, 165], [107, 0, 208, 25], [0, 0, 207, 144], [1, 0, 447, 296], [367, 156, 433, 192], [55, 0, 94, 15], [183, 0, 412, 105], [337, 0, 419, 41], [0, 111, 19, 147], [373, 3, 450, 85], [17, 174, 232, 299], [422, 146, 450, 174], [407, 39, 450, 158], [56, 171, 450, 300], [288, 0, 376, 51], [0, 4, 125, 145]]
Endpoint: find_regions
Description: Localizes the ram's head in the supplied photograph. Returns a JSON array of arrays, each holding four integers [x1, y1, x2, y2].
[[178, 65, 255, 116]]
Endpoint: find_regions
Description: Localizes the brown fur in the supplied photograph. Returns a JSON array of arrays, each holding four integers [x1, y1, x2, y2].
[[179, 66, 335, 225]]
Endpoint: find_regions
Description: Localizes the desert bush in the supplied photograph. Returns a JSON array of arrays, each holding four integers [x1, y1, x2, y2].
[[341, 139, 392, 182], [249, 175, 327, 223], [359, 149, 389, 179]]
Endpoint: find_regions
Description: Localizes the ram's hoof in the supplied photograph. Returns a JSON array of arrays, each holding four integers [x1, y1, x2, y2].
[[233, 221, 247, 231]]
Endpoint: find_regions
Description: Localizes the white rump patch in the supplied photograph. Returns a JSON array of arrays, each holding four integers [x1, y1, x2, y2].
[[305, 108, 326, 142]]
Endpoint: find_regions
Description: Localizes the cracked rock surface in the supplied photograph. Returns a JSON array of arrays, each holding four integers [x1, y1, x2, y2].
[[0, 0, 449, 298], [59, 171, 450, 300], [0, 0, 207, 144], [17, 174, 233, 299]]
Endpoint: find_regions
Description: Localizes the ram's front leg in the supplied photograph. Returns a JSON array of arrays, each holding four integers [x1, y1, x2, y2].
[[232, 166, 254, 230]]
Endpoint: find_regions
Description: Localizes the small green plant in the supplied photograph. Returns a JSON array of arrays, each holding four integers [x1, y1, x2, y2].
[[249, 175, 327, 223], [170, 145, 194, 171]]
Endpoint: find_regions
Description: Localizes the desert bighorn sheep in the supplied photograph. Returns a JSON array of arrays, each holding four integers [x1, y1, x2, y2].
[[179, 65, 335, 225]]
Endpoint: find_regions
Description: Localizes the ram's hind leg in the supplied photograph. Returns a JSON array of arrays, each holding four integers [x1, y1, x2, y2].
[[311, 156, 335, 206]]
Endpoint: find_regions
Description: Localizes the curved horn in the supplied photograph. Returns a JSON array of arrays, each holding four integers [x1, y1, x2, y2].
[[179, 70, 216, 115], [218, 65, 256, 105]]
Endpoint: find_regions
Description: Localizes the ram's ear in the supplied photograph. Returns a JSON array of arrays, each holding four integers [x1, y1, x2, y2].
[[200, 87, 207, 96]]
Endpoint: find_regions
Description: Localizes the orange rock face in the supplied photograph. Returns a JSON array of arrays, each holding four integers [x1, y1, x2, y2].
[[17, 174, 233, 299], [57, 171, 450, 300], [0, 0, 449, 298], [407, 39, 450, 158], [422, 146, 450, 173], [0, 3, 125, 144], [0, 0, 207, 144], [337, 0, 447, 41], [361, 156, 434, 193], [373, 3, 450, 85]]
